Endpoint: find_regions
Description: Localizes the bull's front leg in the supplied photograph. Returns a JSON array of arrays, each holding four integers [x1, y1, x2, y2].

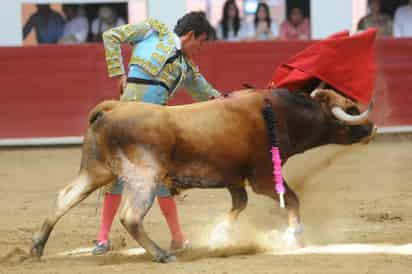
[[250, 176, 304, 249], [228, 185, 248, 222], [208, 185, 248, 247], [281, 180, 304, 249]]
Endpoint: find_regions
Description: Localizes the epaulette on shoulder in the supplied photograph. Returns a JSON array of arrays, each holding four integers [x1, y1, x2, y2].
[[146, 19, 170, 38]]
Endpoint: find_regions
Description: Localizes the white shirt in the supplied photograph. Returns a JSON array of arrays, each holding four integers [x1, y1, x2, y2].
[[244, 21, 279, 40], [91, 17, 126, 35], [62, 16, 89, 43], [216, 20, 248, 41], [393, 5, 412, 37], [173, 32, 181, 50]]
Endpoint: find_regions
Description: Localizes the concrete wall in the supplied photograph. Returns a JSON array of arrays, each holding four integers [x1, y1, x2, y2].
[[311, 0, 353, 39], [147, 0, 186, 31]]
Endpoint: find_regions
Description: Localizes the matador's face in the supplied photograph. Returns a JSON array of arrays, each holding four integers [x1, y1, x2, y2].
[[182, 32, 208, 57]]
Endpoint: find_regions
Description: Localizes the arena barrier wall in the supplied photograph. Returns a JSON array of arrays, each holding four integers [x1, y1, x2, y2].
[[0, 39, 411, 145]]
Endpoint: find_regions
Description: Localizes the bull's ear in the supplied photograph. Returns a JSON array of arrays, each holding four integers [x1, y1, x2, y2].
[[311, 92, 330, 104]]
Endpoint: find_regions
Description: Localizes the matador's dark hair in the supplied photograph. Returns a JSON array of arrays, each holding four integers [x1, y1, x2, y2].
[[174, 11, 215, 40]]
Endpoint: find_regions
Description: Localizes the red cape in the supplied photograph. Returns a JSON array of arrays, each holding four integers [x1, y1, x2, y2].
[[269, 29, 377, 105]]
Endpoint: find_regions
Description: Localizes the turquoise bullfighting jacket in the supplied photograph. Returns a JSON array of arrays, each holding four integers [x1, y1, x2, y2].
[[102, 19, 220, 102]]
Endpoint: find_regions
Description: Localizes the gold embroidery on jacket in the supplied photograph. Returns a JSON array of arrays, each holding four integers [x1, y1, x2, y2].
[[156, 43, 170, 53], [151, 52, 166, 65]]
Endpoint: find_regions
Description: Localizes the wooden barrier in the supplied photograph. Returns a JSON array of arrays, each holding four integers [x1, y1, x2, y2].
[[0, 39, 411, 141]]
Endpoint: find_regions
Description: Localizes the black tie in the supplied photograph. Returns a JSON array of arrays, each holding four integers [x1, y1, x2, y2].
[[165, 49, 182, 65]]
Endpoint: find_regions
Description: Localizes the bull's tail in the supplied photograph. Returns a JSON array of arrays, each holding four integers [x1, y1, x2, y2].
[[80, 100, 121, 172], [88, 100, 120, 128]]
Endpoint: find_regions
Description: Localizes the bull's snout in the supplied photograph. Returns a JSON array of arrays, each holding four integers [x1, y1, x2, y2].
[[361, 125, 377, 144], [350, 123, 376, 144]]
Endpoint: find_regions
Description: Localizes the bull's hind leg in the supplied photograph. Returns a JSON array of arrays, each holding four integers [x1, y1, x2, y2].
[[117, 151, 175, 263], [30, 170, 114, 258]]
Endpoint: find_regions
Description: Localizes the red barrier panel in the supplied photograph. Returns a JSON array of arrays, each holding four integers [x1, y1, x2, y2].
[[374, 39, 412, 126], [0, 39, 411, 139]]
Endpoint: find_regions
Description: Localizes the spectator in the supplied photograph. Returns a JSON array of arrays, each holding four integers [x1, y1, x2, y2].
[[58, 5, 89, 44], [245, 2, 279, 40], [279, 7, 310, 40], [216, 0, 246, 41], [393, 0, 412, 37], [23, 4, 65, 44], [357, 0, 392, 36], [91, 5, 126, 42]]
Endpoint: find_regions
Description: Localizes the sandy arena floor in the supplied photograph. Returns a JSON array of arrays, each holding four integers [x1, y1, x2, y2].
[[1, 134, 412, 274]]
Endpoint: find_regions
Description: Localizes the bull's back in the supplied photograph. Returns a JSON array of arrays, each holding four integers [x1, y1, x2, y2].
[[92, 101, 175, 151], [92, 92, 269, 170], [166, 92, 268, 168]]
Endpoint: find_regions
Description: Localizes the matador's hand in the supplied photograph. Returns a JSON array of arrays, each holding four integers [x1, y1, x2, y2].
[[119, 75, 127, 95]]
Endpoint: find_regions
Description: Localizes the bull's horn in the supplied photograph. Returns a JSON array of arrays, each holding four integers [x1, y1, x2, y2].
[[331, 100, 374, 126], [311, 88, 374, 125]]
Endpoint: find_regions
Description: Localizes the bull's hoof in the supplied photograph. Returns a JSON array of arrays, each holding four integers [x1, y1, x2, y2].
[[29, 239, 44, 259], [283, 225, 305, 250], [29, 246, 43, 259], [284, 235, 305, 250], [208, 220, 233, 248], [153, 252, 176, 263]]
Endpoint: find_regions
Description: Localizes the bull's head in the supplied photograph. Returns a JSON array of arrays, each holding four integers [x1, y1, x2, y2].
[[310, 88, 376, 144]]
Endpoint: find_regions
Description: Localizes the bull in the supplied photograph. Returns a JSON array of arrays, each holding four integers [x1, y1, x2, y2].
[[30, 87, 375, 262]]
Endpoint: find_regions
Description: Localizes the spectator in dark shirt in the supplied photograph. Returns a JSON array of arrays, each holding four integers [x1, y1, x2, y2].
[[23, 4, 65, 44], [357, 0, 392, 36]]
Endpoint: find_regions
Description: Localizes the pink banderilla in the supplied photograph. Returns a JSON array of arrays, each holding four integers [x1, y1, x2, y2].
[[271, 147, 285, 208]]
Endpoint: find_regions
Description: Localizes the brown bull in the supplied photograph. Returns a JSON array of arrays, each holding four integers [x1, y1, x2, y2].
[[30, 88, 375, 262]]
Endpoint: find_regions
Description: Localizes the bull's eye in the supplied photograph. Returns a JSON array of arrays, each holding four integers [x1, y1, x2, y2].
[[345, 106, 360, 115]]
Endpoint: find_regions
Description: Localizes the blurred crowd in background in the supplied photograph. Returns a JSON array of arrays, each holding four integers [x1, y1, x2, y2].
[[23, 3, 127, 44], [22, 0, 412, 45]]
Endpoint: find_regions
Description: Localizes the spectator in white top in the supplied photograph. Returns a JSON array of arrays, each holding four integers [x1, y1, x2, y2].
[[91, 5, 126, 42], [58, 4, 89, 44], [393, 0, 412, 37], [216, 0, 247, 41], [245, 2, 279, 40]]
